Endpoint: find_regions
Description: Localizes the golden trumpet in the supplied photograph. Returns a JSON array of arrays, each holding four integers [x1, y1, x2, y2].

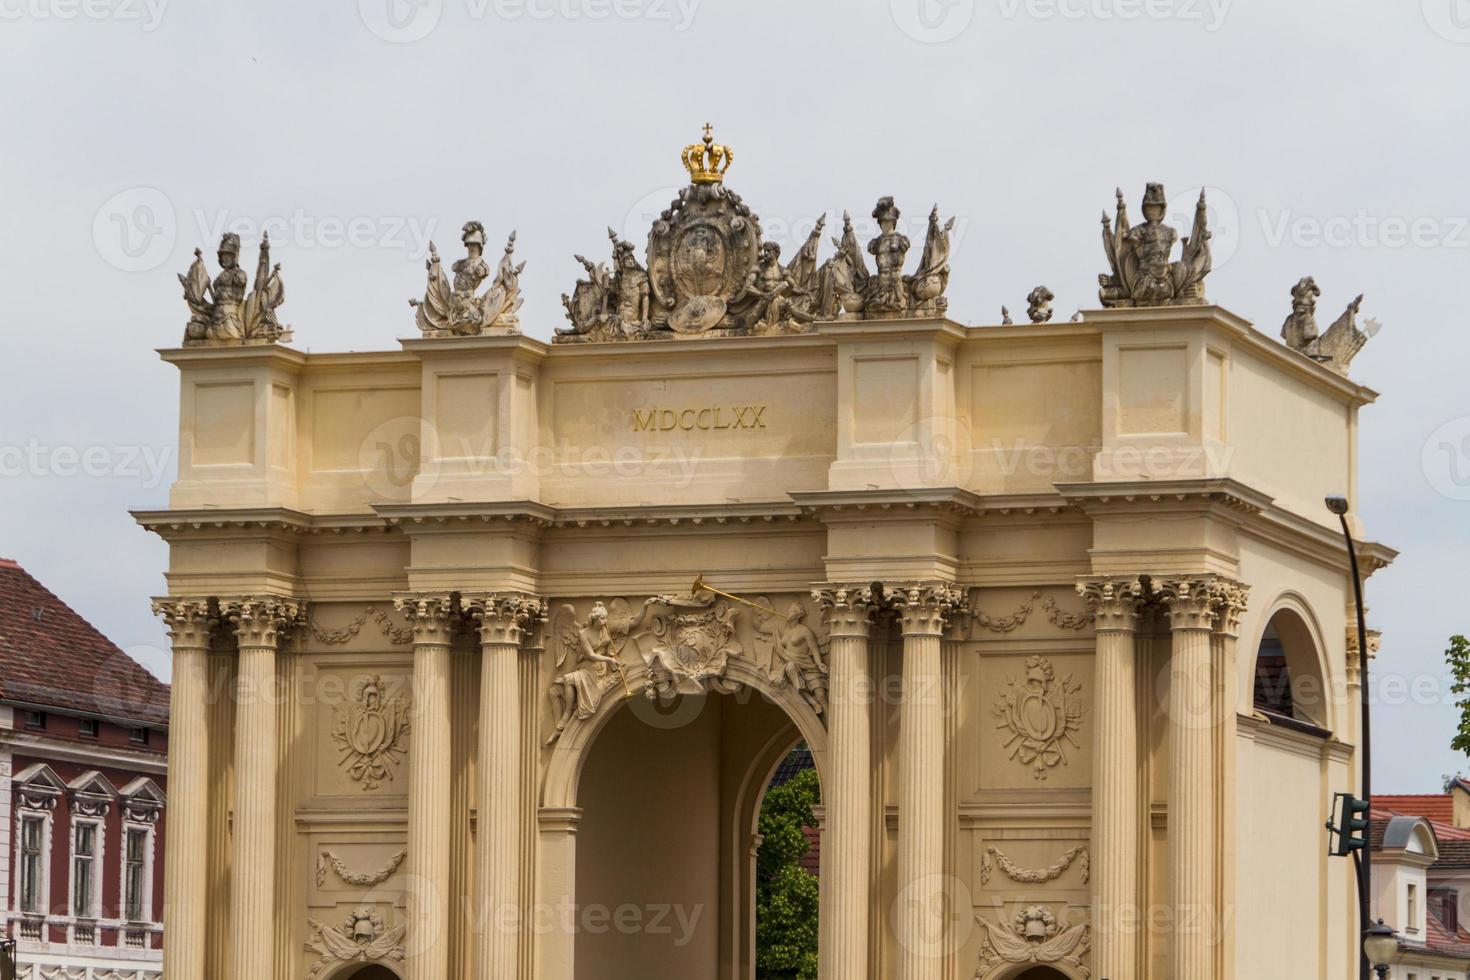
[[690, 574, 791, 620]]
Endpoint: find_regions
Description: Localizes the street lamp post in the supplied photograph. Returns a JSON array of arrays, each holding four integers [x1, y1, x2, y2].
[[1363, 918, 1399, 979], [1328, 494, 1373, 980]]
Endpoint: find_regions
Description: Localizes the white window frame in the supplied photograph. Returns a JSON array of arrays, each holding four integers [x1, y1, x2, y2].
[[14, 810, 52, 916], [68, 815, 104, 923], [119, 820, 156, 925]]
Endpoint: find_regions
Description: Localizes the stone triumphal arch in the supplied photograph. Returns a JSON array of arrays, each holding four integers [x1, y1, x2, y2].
[[144, 129, 1393, 979]]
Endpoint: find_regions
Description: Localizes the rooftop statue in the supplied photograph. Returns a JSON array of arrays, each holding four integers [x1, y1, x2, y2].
[[1280, 276, 1376, 375], [410, 222, 524, 336], [554, 126, 957, 342], [1098, 183, 1211, 308], [179, 232, 291, 347], [1026, 285, 1055, 323]]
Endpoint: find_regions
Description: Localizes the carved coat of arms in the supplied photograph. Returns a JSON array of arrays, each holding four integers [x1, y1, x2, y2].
[[993, 656, 1084, 780], [642, 592, 743, 698], [332, 674, 410, 791], [976, 905, 1091, 978]]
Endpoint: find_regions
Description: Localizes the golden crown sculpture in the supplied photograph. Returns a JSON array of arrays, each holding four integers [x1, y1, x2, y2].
[[682, 123, 732, 184]]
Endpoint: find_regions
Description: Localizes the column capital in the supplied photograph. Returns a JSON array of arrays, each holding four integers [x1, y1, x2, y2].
[[465, 592, 546, 648], [151, 597, 218, 648], [813, 583, 880, 639], [222, 596, 304, 648], [1077, 577, 1147, 633], [887, 582, 965, 638], [392, 592, 458, 645], [1209, 579, 1250, 638], [1156, 578, 1220, 632]]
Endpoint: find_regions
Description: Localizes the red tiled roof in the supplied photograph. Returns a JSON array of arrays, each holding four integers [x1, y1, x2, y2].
[[1424, 906, 1470, 959], [0, 559, 168, 725], [1378, 794, 1456, 826]]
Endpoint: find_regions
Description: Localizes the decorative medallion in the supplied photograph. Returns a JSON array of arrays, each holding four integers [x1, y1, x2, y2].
[[993, 656, 1085, 780], [975, 905, 1091, 978], [305, 907, 406, 977], [331, 675, 410, 791]]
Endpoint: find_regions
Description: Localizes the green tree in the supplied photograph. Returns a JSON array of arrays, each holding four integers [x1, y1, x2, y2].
[[1449, 635, 1470, 756], [755, 765, 821, 980]]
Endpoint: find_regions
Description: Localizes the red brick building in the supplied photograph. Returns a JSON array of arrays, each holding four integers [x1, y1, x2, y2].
[[0, 559, 168, 978]]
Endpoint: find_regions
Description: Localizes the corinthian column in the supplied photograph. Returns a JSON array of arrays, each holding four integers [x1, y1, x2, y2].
[[1159, 579, 1221, 980], [396, 594, 457, 980], [152, 598, 216, 980], [893, 584, 961, 980], [814, 585, 878, 980], [1078, 578, 1146, 980], [466, 593, 544, 980], [224, 596, 300, 980]]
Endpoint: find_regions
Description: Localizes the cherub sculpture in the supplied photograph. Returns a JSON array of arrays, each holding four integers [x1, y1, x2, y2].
[[179, 232, 290, 346], [410, 222, 524, 336], [1026, 285, 1055, 323]]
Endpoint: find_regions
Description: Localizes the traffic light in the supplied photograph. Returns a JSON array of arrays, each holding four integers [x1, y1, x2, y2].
[[1326, 791, 1371, 857]]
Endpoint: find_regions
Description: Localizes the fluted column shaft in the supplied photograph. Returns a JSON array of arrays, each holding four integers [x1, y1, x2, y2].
[[469, 594, 544, 980], [225, 597, 299, 980], [894, 585, 959, 980], [1079, 579, 1145, 980], [1161, 581, 1220, 980], [814, 586, 877, 980], [398, 594, 457, 980], [153, 600, 215, 980]]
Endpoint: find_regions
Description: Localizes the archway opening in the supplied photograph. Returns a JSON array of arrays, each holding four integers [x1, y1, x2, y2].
[[574, 688, 816, 980], [754, 742, 821, 980], [1012, 969, 1071, 980], [328, 965, 400, 980], [1252, 608, 1330, 731]]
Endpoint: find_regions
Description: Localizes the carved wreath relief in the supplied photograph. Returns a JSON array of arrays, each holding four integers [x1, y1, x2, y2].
[[331, 675, 410, 790], [993, 656, 1084, 780]]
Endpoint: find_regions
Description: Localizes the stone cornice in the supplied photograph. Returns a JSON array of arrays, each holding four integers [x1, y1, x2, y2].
[[399, 332, 550, 361], [815, 315, 968, 347], [1055, 477, 1274, 517], [157, 342, 309, 371]]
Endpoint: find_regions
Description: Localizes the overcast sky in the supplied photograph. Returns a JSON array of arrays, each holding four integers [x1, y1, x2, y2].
[[1, 0, 1467, 791]]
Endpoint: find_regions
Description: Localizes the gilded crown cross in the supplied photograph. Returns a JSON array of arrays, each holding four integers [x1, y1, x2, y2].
[[683, 123, 732, 184]]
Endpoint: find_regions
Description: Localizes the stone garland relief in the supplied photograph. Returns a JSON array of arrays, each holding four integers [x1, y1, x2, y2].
[[975, 905, 1091, 979], [967, 591, 1095, 634], [331, 674, 411, 790], [307, 604, 415, 646], [26, 970, 161, 980], [992, 656, 1085, 781], [544, 591, 830, 745], [315, 847, 408, 887], [305, 907, 406, 977], [980, 844, 1090, 886]]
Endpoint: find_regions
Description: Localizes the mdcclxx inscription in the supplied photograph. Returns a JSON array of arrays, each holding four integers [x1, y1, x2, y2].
[[632, 405, 767, 432]]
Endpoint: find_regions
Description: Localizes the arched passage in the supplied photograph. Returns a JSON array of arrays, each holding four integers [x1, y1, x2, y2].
[[1249, 596, 1333, 732], [324, 964, 402, 980], [565, 667, 823, 980]]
